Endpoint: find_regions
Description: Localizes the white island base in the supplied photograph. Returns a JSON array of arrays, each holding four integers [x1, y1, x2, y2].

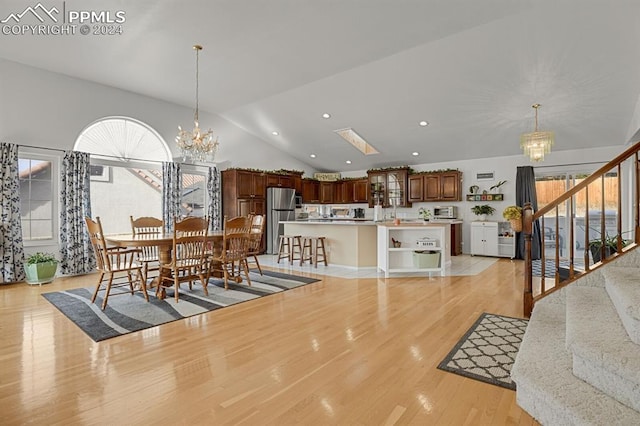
[[377, 223, 451, 277]]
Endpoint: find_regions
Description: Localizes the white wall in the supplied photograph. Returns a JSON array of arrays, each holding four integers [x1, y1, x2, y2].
[[0, 58, 315, 175]]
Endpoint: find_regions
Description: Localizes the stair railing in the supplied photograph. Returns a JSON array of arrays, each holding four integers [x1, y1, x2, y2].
[[523, 140, 640, 317]]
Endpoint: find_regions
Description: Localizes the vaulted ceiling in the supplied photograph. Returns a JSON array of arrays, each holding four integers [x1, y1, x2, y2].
[[2, 0, 640, 171]]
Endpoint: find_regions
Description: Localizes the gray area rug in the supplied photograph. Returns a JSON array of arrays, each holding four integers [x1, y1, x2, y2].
[[532, 259, 584, 279], [437, 312, 529, 390], [43, 270, 320, 342]]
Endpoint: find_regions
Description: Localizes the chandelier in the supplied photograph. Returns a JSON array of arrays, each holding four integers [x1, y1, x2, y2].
[[176, 44, 219, 162], [520, 103, 554, 162]]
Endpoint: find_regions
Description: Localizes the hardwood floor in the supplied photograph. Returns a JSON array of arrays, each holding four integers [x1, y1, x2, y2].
[[0, 258, 538, 425]]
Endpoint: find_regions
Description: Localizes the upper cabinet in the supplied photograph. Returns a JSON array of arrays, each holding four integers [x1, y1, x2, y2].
[[408, 170, 462, 202], [368, 168, 411, 208], [226, 169, 266, 199], [266, 173, 293, 189], [301, 179, 320, 203]]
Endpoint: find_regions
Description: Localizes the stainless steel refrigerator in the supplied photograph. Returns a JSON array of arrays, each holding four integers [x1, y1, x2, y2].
[[266, 187, 296, 254]]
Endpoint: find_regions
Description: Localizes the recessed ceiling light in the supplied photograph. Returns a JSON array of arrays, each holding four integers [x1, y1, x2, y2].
[[271, 131, 279, 136], [419, 121, 429, 127], [310, 154, 316, 158], [345, 160, 352, 164], [412, 152, 419, 156], [322, 113, 331, 119]]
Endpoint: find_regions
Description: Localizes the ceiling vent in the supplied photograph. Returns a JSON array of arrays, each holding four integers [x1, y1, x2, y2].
[[334, 128, 379, 155]]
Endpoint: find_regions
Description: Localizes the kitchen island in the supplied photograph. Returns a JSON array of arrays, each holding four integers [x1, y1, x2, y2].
[[282, 220, 457, 273], [282, 220, 377, 267]]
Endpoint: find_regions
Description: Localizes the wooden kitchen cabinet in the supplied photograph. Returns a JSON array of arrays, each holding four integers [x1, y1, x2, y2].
[[236, 198, 266, 217], [223, 169, 266, 199], [266, 174, 293, 188], [301, 179, 320, 203], [320, 182, 334, 203], [353, 178, 369, 203], [451, 222, 462, 256], [408, 174, 425, 202], [368, 168, 410, 208], [410, 171, 462, 202]]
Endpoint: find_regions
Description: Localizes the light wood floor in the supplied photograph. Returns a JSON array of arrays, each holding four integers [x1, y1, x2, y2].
[[0, 258, 538, 425]]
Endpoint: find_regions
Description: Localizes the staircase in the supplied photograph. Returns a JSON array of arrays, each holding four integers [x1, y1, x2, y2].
[[511, 247, 640, 424], [514, 141, 640, 424]]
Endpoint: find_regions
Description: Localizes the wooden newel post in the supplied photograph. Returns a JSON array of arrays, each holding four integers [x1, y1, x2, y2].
[[523, 202, 534, 317]]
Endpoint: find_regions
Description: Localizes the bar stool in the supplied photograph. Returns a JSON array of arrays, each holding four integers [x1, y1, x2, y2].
[[277, 235, 302, 263], [300, 236, 328, 267]]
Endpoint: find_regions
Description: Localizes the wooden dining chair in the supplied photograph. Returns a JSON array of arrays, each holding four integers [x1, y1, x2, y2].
[[157, 216, 210, 302], [85, 216, 149, 310], [130, 216, 164, 281], [209, 216, 252, 290], [243, 214, 266, 275]]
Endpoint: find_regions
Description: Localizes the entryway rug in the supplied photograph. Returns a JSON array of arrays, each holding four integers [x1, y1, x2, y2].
[[42, 270, 320, 342], [437, 312, 529, 390]]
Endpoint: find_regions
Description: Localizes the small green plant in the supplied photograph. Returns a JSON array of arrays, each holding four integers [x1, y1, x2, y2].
[[490, 180, 507, 192], [26, 252, 58, 265], [418, 207, 431, 220], [471, 205, 496, 216], [502, 205, 522, 220]]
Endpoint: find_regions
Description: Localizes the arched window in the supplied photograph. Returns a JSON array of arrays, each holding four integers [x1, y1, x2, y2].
[[74, 116, 171, 162]]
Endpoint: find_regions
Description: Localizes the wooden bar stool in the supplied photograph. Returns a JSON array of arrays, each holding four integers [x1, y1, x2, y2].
[[300, 236, 328, 267], [277, 235, 302, 263]]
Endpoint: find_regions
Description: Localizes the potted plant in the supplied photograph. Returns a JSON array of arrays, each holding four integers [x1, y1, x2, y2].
[[502, 205, 523, 232], [418, 207, 431, 221], [471, 204, 496, 221], [490, 180, 507, 194], [588, 233, 630, 263], [24, 252, 59, 285]]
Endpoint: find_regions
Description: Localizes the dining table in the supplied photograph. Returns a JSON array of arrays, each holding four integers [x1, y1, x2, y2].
[[105, 231, 225, 298]]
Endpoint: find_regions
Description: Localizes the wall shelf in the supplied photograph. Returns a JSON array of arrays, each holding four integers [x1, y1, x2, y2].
[[466, 193, 504, 201]]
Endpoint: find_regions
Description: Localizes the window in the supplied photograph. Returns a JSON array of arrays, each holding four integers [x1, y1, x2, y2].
[[181, 169, 207, 218], [18, 151, 59, 244], [535, 167, 619, 257]]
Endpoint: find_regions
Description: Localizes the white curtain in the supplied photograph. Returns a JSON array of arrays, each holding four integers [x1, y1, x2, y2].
[[59, 151, 95, 275], [0, 142, 25, 283]]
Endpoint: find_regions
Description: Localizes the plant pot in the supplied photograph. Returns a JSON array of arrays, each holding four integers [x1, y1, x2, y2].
[[477, 214, 487, 221], [589, 245, 616, 264], [509, 218, 522, 232], [24, 261, 58, 285]]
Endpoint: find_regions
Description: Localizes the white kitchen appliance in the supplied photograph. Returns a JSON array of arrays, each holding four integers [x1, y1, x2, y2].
[[433, 206, 457, 219]]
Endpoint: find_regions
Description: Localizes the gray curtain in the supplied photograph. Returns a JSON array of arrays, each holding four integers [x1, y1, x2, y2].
[[516, 166, 542, 259], [207, 166, 222, 231], [59, 151, 95, 275], [0, 142, 26, 283], [162, 161, 182, 231]]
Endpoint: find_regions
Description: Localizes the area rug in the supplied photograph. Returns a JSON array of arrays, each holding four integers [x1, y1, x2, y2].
[[532, 259, 584, 279], [437, 312, 529, 390], [42, 270, 320, 342]]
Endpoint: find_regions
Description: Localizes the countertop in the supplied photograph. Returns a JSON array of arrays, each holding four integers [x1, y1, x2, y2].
[[282, 219, 463, 226]]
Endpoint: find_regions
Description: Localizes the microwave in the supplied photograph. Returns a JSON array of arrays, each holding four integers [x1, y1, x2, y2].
[[433, 206, 457, 219]]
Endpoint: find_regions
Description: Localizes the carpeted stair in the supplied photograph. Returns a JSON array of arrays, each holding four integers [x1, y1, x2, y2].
[[511, 247, 640, 425]]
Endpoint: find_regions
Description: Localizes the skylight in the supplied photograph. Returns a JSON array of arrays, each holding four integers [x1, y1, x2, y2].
[[333, 128, 379, 155]]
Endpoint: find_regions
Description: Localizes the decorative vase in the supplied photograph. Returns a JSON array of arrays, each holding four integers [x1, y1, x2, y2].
[[509, 218, 522, 232], [478, 214, 487, 221], [24, 261, 58, 285]]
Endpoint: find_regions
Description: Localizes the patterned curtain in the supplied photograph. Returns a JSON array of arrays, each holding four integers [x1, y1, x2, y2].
[[162, 161, 181, 232], [59, 151, 95, 275], [207, 166, 222, 231], [0, 142, 25, 283]]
